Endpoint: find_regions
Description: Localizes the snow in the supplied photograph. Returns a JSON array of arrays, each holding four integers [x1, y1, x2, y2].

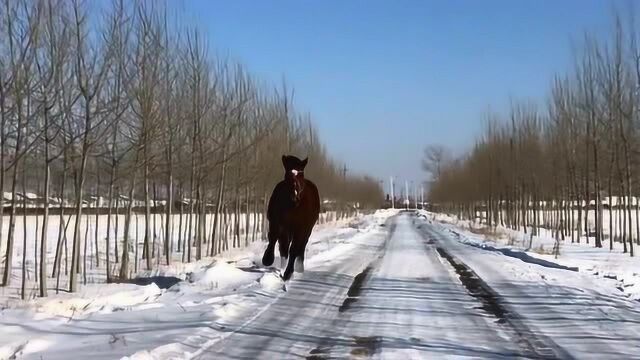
[[31, 283, 163, 319], [192, 210, 399, 359], [0, 209, 397, 359], [341, 214, 523, 358], [202, 211, 578, 359], [419, 210, 640, 359], [422, 210, 640, 301], [187, 262, 259, 290], [0, 210, 341, 302], [259, 273, 285, 292], [6, 208, 637, 359]]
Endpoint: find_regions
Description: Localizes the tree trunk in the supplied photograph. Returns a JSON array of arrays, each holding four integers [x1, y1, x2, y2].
[[135, 213, 139, 273], [105, 174, 115, 282], [40, 149, 51, 297], [623, 192, 628, 253], [94, 165, 101, 268], [178, 183, 183, 254], [223, 204, 230, 251], [69, 115, 92, 292], [0, 84, 5, 279], [608, 170, 613, 251], [593, 137, 602, 248], [119, 170, 137, 280], [245, 185, 250, 247], [187, 194, 193, 262], [164, 169, 172, 265], [21, 173, 27, 300], [114, 190, 120, 263], [234, 186, 240, 249], [83, 213, 89, 284], [2, 112, 24, 286], [211, 149, 226, 256], [143, 161, 151, 270], [196, 181, 204, 260]]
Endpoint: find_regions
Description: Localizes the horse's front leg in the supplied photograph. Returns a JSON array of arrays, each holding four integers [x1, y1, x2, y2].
[[262, 225, 278, 267], [294, 232, 311, 273], [294, 231, 311, 273], [278, 233, 291, 269], [282, 239, 301, 281]]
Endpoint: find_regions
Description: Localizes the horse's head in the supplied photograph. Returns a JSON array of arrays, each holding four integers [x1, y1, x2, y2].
[[282, 155, 308, 204]]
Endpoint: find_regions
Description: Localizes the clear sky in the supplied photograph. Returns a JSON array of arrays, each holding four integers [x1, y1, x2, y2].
[[173, 0, 620, 191]]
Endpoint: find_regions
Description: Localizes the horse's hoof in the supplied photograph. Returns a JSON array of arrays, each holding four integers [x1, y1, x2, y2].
[[294, 258, 304, 273], [280, 257, 288, 269], [262, 253, 275, 267], [282, 269, 293, 281]]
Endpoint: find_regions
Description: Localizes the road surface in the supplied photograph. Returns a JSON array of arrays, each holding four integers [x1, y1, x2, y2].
[[193, 212, 573, 359]]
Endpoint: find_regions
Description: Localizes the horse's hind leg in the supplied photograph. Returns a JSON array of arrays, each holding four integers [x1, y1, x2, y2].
[[262, 225, 278, 267], [294, 255, 304, 273]]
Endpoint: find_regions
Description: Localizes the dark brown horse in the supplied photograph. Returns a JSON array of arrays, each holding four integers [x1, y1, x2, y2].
[[262, 155, 320, 280]]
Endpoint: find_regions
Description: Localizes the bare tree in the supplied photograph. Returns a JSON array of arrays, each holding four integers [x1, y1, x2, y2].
[[68, 0, 110, 292]]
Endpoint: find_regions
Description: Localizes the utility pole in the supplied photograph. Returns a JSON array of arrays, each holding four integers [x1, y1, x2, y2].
[[409, 180, 418, 209], [339, 164, 347, 217], [389, 176, 395, 209], [421, 185, 424, 210], [405, 180, 409, 209]]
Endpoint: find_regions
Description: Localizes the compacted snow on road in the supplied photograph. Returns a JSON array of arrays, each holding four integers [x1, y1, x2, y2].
[[3, 210, 640, 359], [195, 212, 554, 359], [419, 212, 640, 359]]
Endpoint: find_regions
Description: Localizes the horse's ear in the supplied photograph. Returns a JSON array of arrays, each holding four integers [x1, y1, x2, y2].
[[282, 155, 287, 168], [301, 157, 308, 168]]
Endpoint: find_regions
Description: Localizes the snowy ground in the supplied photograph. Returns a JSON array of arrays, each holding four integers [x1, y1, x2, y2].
[[0, 211, 340, 300], [425, 211, 640, 301], [3, 209, 640, 359], [420, 211, 640, 359], [0, 210, 393, 359]]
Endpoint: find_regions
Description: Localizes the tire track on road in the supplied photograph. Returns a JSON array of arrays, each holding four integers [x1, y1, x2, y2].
[[417, 216, 573, 360]]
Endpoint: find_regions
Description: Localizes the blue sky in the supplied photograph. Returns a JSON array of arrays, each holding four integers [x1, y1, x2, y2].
[[173, 0, 620, 189]]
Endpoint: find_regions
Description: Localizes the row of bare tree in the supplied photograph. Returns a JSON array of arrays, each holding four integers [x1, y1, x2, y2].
[[426, 14, 640, 257], [0, 0, 383, 298]]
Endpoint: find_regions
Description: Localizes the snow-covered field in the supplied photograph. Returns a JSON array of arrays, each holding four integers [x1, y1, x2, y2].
[[424, 211, 640, 302], [475, 206, 640, 253], [0, 211, 340, 300], [0, 209, 396, 359]]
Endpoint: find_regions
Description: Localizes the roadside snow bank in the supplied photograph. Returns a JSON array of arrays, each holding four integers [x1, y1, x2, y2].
[[188, 261, 260, 290], [10, 283, 164, 319], [259, 273, 285, 291]]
